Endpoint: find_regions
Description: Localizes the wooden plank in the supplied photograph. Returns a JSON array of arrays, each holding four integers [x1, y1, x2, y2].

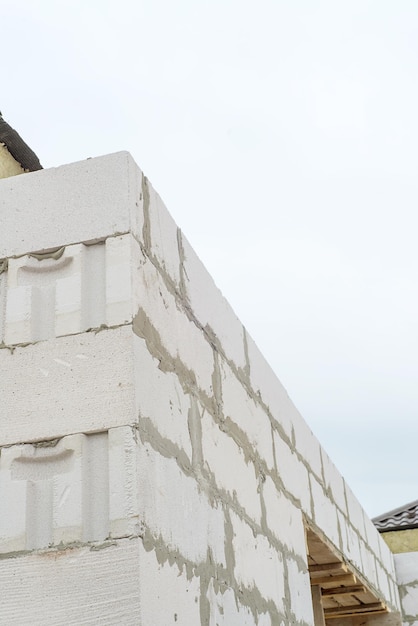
[[353, 590, 380, 604], [326, 615, 402, 626], [311, 585, 326, 626], [311, 573, 357, 586], [324, 602, 386, 617], [322, 585, 365, 597], [326, 609, 402, 626], [310, 562, 348, 574], [325, 610, 389, 619], [322, 597, 341, 610]]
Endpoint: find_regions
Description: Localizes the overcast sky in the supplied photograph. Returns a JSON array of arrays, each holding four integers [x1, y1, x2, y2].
[[3, 1, 418, 518]]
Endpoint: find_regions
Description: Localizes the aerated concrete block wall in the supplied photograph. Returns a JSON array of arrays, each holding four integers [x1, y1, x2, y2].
[[395, 553, 418, 625], [0, 153, 401, 624]]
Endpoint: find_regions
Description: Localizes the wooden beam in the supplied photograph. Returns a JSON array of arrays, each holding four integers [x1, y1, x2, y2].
[[310, 573, 357, 586], [322, 585, 365, 597], [311, 585, 326, 626], [324, 602, 386, 617], [325, 610, 388, 619], [326, 615, 402, 626], [310, 562, 348, 574]]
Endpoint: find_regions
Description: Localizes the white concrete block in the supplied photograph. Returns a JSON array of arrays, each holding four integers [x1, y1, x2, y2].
[[363, 551, 379, 593], [108, 426, 140, 538], [273, 431, 311, 515], [362, 509, 383, 564], [321, 449, 347, 514], [104, 235, 133, 326], [3, 283, 32, 343], [0, 152, 143, 258], [201, 412, 261, 524], [262, 476, 307, 560], [310, 476, 340, 549], [389, 576, 401, 611], [6, 244, 84, 343], [291, 409, 322, 479], [220, 359, 274, 470], [286, 559, 315, 624], [375, 560, 392, 606], [0, 538, 141, 625], [4, 236, 132, 345], [359, 540, 378, 590], [401, 584, 418, 618], [133, 334, 192, 460], [0, 435, 84, 551], [231, 511, 285, 613], [181, 233, 247, 369], [0, 326, 136, 445], [0, 450, 28, 553], [1, 425, 147, 554], [147, 180, 182, 286], [207, 579, 271, 626], [395, 552, 418, 586], [137, 442, 225, 567], [344, 481, 366, 540], [378, 528, 397, 575], [338, 514, 363, 572], [246, 333, 295, 439], [138, 541, 201, 625], [0, 265, 6, 342], [132, 245, 215, 396], [0, 432, 114, 552]]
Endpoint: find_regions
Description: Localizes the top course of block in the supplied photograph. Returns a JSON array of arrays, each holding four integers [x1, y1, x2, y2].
[[0, 152, 142, 258]]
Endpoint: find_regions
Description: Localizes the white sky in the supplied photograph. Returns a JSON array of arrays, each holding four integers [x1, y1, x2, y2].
[[3, 1, 418, 518]]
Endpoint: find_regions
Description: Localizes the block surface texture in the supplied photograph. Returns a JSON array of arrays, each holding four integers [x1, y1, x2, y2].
[[0, 153, 403, 624]]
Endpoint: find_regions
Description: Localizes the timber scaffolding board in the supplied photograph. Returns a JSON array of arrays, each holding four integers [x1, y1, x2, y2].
[[306, 527, 387, 619]]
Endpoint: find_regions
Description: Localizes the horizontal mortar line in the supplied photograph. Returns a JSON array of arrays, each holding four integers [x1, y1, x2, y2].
[[0, 538, 122, 561], [0, 422, 138, 449], [131, 232, 255, 380], [138, 429, 305, 566], [132, 236, 316, 491], [136, 415, 324, 569], [142, 526, 285, 620], [1, 231, 131, 261], [0, 321, 133, 351]]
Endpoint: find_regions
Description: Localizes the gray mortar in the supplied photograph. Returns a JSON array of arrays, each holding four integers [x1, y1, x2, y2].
[[0, 321, 131, 352], [131, 292, 397, 614], [29, 246, 65, 261], [188, 396, 204, 471], [136, 391, 311, 623], [141, 175, 152, 252], [134, 416, 192, 476], [132, 307, 217, 417], [131, 289, 398, 616], [177, 226, 187, 301], [0, 538, 118, 560], [396, 582, 416, 624], [141, 517, 283, 625], [138, 223, 399, 605]]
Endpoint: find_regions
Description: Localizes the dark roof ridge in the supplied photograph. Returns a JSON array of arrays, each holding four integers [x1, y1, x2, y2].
[[372, 499, 418, 532], [0, 112, 42, 172]]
